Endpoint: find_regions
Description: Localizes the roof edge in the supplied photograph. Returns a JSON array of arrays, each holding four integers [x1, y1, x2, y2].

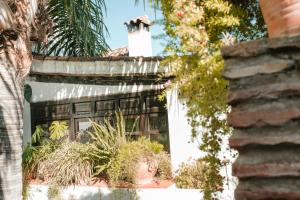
[[33, 55, 164, 62]]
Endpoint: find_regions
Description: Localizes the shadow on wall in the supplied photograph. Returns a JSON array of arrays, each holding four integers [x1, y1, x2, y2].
[[77, 189, 140, 200], [29, 186, 141, 200], [31, 59, 164, 77], [28, 81, 163, 102]]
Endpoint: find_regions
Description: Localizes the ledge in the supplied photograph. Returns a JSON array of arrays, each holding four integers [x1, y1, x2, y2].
[[33, 55, 164, 62], [31, 56, 171, 79], [221, 35, 300, 58]]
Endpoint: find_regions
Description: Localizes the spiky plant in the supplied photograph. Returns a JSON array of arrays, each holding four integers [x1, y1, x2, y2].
[[87, 111, 128, 176]]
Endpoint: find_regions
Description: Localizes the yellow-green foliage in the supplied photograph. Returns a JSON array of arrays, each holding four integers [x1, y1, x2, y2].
[[158, 0, 240, 198], [49, 121, 68, 141], [87, 111, 127, 176], [108, 137, 170, 184], [156, 151, 172, 180], [175, 159, 208, 189]]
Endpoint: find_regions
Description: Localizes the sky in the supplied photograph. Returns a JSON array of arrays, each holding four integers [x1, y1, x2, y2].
[[104, 0, 165, 56]]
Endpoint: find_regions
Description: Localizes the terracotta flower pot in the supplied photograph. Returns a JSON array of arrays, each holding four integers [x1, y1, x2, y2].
[[133, 157, 158, 185], [260, 0, 300, 38]]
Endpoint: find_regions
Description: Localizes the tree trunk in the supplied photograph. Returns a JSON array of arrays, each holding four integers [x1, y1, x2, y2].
[[0, 1, 37, 199], [0, 60, 24, 200]]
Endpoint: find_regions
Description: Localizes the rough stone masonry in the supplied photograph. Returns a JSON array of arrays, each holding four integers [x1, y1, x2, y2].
[[222, 35, 300, 200]]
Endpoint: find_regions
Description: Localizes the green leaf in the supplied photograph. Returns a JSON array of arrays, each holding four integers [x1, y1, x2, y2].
[[49, 121, 68, 141], [32, 125, 44, 144], [35, 0, 110, 56]]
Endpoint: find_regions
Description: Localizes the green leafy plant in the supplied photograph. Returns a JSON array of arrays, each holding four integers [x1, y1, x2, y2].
[[108, 139, 144, 184], [49, 121, 68, 141], [35, 0, 109, 56], [148, 0, 238, 198], [23, 145, 39, 180], [22, 137, 57, 200], [22, 121, 68, 192], [32, 125, 45, 145], [23, 112, 171, 193]]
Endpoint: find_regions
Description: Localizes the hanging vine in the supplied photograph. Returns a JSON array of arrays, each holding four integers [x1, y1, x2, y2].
[[158, 0, 241, 198], [137, 0, 266, 198]]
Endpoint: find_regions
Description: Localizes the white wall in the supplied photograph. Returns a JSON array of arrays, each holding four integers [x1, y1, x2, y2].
[[166, 89, 204, 171], [31, 59, 168, 76], [128, 28, 152, 57], [23, 100, 32, 147], [28, 184, 203, 200], [166, 89, 236, 199], [27, 81, 164, 103]]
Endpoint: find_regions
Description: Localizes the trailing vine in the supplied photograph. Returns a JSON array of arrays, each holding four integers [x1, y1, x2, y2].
[[138, 0, 266, 198], [157, 0, 256, 199]]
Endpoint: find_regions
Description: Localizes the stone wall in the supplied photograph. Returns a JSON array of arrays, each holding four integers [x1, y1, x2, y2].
[[222, 35, 300, 199]]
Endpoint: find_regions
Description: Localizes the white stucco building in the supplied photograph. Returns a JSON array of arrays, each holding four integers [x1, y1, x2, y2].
[[24, 16, 202, 171]]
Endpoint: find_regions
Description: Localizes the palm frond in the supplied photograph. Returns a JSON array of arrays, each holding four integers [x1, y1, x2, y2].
[[134, 0, 161, 14], [37, 0, 109, 56]]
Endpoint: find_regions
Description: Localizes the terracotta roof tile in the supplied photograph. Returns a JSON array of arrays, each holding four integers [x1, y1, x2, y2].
[[124, 15, 151, 26], [103, 46, 129, 57]]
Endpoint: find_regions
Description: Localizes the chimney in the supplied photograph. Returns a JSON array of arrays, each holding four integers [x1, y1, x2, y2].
[[124, 16, 153, 57]]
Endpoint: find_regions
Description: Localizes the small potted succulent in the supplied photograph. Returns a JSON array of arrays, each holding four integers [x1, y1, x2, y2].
[[260, 0, 300, 38]]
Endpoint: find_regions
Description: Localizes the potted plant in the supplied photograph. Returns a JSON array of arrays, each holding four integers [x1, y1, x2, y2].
[[133, 155, 159, 185], [260, 0, 300, 38], [107, 137, 172, 186]]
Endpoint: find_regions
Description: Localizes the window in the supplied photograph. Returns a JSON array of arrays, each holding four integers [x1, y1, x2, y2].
[[31, 90, 170, 150]]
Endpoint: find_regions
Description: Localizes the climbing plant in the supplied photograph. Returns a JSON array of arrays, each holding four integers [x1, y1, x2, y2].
[[134, 0, 266, 199], [161, 1, 238, 198]]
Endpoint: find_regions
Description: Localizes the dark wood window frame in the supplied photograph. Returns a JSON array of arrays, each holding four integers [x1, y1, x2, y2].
[[31, 90, 170, 149]]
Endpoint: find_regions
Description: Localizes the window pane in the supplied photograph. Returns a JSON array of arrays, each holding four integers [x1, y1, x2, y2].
[[74, 102, 92, 115], [120, 97, 140, 115], [49, 104, 70, 118], [95, 99, 115, 116], [145, 96, 165, 112], [147, 113, 168, 132], [124, 115, 140, 134], [78, 121, 92, 132], [32, 105, 49, 120], [76, 118, 93, 132]]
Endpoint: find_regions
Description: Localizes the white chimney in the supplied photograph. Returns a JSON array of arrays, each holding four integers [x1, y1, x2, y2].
[[124, 16, 152, 57]]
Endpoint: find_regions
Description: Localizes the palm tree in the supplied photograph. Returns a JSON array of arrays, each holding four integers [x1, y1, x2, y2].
[[0, 0, 108, 199]]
